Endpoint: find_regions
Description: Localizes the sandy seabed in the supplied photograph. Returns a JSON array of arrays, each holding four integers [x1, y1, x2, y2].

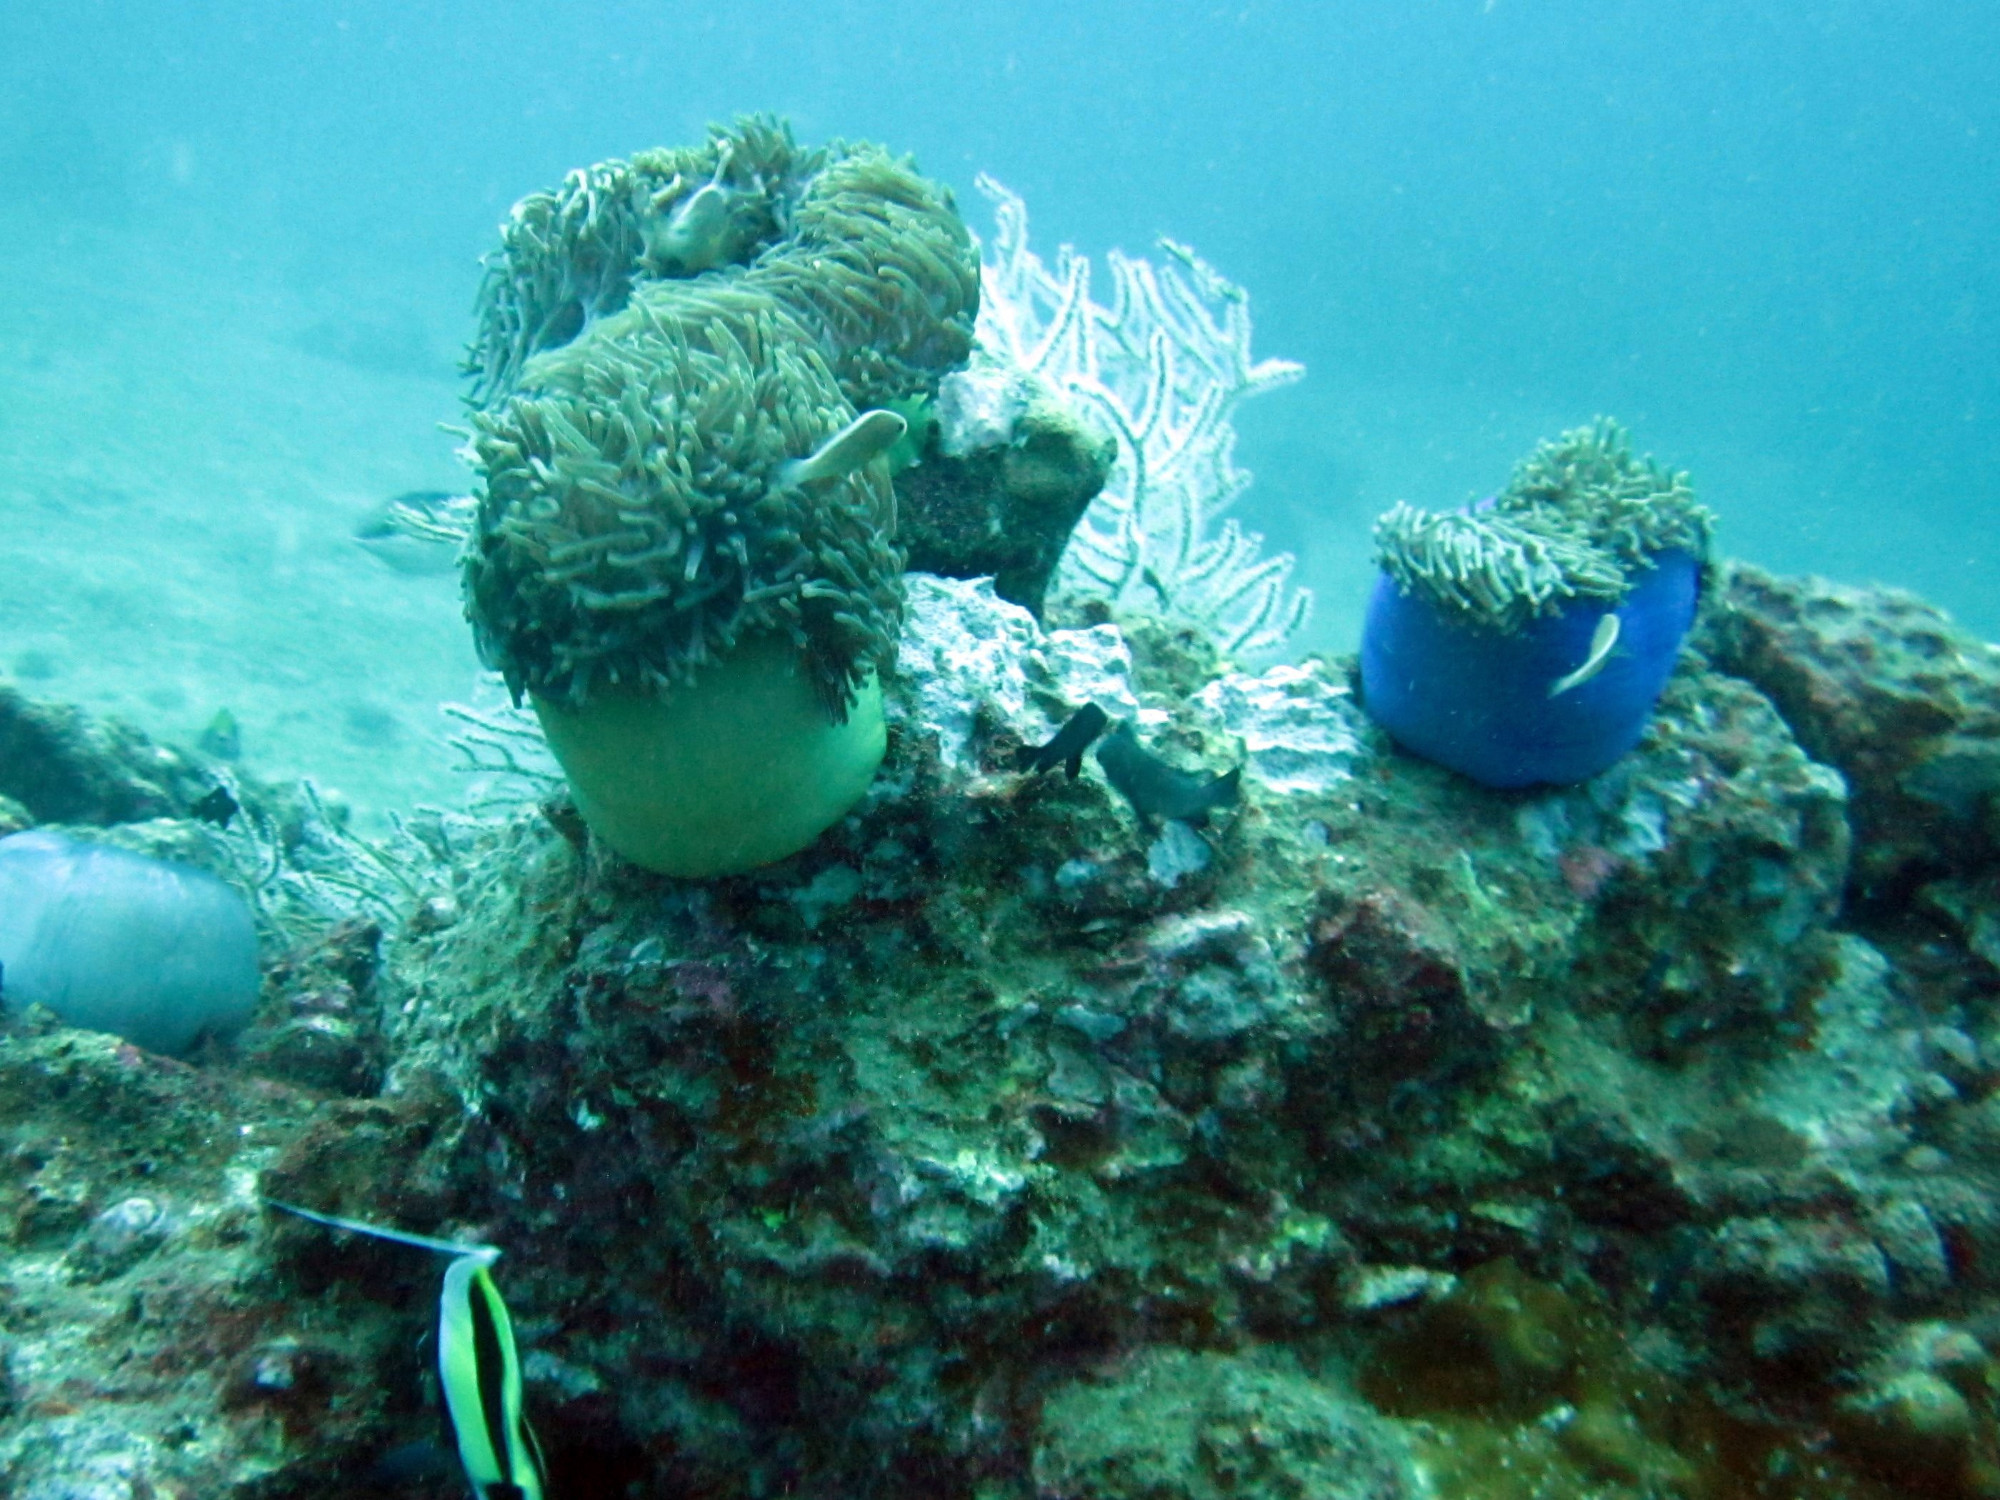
[[0, 215, 492, 826]]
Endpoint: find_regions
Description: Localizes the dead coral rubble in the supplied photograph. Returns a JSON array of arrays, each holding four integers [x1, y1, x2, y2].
[[0, 681, 219, 827], [2, 571, 1999, 1499]]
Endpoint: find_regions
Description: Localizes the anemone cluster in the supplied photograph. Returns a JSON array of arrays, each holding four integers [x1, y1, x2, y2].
[[462, 117, 978, 716], [464, 116, 815, 405], [1374, 418, 1713, 632]]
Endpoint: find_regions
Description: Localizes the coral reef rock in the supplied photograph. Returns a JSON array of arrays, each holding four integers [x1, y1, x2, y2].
[[1034, 1347, 1418, 1500], [0, 681, 220, 826], [1700, 560, 2000, 902], [897, 368, 1117, 617], [3, 569, 2000, 1499]]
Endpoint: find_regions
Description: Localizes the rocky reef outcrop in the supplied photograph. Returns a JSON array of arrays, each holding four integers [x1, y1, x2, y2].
[[1699, 560, 2000, 903], [2, 569, 1999, 1499]]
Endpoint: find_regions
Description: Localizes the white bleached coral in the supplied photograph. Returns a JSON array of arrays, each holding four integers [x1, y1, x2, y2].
[[971, 177, 1310, 657]]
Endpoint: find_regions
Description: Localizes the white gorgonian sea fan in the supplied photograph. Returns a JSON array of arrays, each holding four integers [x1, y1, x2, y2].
[[972, 175, 1310, 655]]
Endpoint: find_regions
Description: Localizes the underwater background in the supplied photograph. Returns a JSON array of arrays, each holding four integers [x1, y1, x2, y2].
[[1, 0, 1994, 821], [8, 8, 2000, 1499]]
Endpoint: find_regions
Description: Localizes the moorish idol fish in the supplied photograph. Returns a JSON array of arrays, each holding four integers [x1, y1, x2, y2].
[[266, 1199, 546, 1500]]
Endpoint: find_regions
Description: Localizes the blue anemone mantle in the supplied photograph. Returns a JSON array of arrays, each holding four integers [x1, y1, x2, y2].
[[1358, 550, 1701, 789]]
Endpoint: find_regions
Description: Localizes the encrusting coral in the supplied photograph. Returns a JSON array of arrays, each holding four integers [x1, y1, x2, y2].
[[458, 117, 978, 875], [894, 371, 1118, 616]]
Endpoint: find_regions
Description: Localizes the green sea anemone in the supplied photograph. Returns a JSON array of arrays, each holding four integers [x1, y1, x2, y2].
[[1360, 419, 1715, 789], [461, 119, 977, 876], [754, 144, 980, 410], [465, 291, 902, 715], [532, 635, 888, 879], [465, 115, 819, 406]]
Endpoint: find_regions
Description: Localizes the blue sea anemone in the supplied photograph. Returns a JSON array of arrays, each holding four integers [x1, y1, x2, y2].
[[1358, 419, 1712, 790]]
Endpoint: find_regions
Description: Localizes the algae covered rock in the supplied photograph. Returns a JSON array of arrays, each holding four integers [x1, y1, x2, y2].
[[895, 367, 1117, 616], [0, 1028, 334, 1500], [235, 920, 390, 1097], [1534, 667, 1854, 1055], [12, 557, 2000, 1499], [325, 579, 1886, 1496], [0, 680, 223, 826], [1034, 1348, 1416, 1500], [1699, 561, 2000, 901]]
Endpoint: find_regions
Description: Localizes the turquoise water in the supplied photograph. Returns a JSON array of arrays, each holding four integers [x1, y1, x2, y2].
[[2, 0, 1993, 814]]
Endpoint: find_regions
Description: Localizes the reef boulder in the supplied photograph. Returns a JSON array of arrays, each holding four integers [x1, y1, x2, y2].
[[1699, 560, 2000, 902]]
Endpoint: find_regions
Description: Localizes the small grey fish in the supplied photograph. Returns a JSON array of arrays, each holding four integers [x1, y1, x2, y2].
[[352, 491, 477, 575], [1094, 720, 1242, 829], [775, 410, 909, 490], [1548, 612, 1621, 698], [1015, 703, 1110, 778]]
